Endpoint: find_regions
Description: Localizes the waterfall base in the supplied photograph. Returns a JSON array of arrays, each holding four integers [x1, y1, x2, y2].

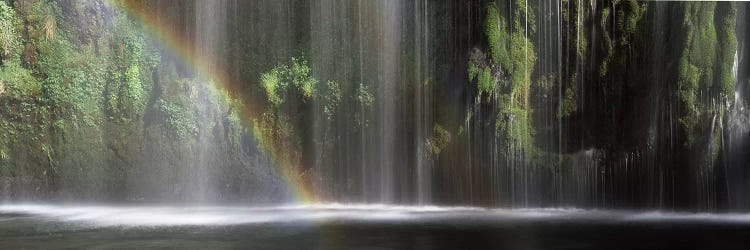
[[1, 204, 749, 249]]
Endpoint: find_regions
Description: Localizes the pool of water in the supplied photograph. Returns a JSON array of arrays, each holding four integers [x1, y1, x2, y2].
[[1, 204, 749, 249]]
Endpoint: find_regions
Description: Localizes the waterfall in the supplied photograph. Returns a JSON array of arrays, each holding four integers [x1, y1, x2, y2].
[[187, 0, 227, 203], [169, 0, 749, 210], [5, 0, 750, 211], [725, 2, 750, 209]]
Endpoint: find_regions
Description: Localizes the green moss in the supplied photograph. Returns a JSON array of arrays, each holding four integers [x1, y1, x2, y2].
[[260, 57, 319, 106], [158, 99, 196, 140], [559, 74, 578, 119], [0, 62, 39, 98], [597, 0, 645, 78], [125, 63, 146, 113], [716, 3, 737, 100], [430, 124, 451, 155], [357, 82, 374, 108], [511, 0, 535, 34], [485, 4, 510, 68], [261, 67, 284, 106], [496, 102, 535, 156], [619, 1, 643, 39], [467, 62, 478, 82], [477, 1, 538, 158], [677, 2, 734, 147], [509, 32, 536, 94], [477, 67, 494, 95], [291, 57, 317, 99], [323, 80, 341, 121], [0, 1, 21, 61], [38, 37, 107, 127]]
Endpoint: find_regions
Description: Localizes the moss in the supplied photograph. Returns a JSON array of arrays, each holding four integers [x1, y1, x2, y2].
[[467, 61, 478, 82], [291, 57, 317, 99], [0, 1, 21, 61], [477, 66, 494, 95], [0, 62, 39, 98], [125, 63, 145, 113], [677, 2, 735, 147], [357, 82, 374, 108], [509, 32, 536, 95], [598, 1, 645, 78], [496, 103, 535, 156], [559, 74, 578, 119], [715, 3, 737, 100], [618, 1, 643, 40], [251, 111, 300, 166], [430, 123, 451, 155], [158, 99, 196, 140], [260, 57, 319, 106], [323, 80, 341, 121], [261, 67, 284, 106], [485, 4, 510, 68], [476, 1, 538, 158], [572, 1, 588, 59], [511, 0, 535, 34]]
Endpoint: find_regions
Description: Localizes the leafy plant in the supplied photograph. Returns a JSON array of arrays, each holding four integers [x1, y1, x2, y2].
[[0, 1, 20, 60]]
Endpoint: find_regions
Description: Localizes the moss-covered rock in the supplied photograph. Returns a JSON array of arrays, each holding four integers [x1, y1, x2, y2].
[[678, 2, 736, 147]]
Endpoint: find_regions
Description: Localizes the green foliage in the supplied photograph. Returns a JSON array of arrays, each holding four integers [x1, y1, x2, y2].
[[251, 110, 300, 167], [125, 63, 146, 113], [485, 4, 510, 68], [716, 3, 737, 100], [509, 32, 536, 93], [467, 61, 478, 82], [260, 57, 319, 106], [291, 57, 317, 99], [227, 105, 244, 148], [430, 124, 451, 155], [38, 37, 107, 127], [158, 99, 196, 140], [324, 80, 341, 121], [495, 94, 535, 156], [511, 0, 535, 34], [0, 145, 7, 161], [0, 62, 38, 98], [677, 2, 735, 147], [559, 74, 578, 119], [0, 1, 20, 61], [24, 0, 57, 43], [104, 12, 155, 118], [477, 1, 537, 158], [357, 82, 374, 108], [615, 0, 645, 46], [261, 67, 284, 106], [477, 66, 494, 95]]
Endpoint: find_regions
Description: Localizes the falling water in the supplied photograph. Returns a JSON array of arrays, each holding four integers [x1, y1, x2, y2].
[[135, 0, 750, 210], [725, 2, 750, 210], [189, 0, 227, 203], [3, 0, 750, 212]]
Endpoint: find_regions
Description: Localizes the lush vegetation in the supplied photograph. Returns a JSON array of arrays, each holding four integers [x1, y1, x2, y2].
[[0, 0, 257, 200], [468, 0, 537, 158], [0, 0, 741, 207], [678, 2, 736, 152]]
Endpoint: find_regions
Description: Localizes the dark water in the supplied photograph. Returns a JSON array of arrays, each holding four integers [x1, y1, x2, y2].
[[1, 205, 749, 250]]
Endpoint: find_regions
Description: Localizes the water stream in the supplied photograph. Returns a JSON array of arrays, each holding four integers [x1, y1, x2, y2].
[[1, 1, 749, 249]]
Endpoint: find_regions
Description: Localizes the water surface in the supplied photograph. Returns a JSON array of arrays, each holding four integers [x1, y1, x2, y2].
[[1, 204, 749, 249]]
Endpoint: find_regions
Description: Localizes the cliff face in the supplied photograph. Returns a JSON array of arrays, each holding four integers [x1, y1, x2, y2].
[[447, 0, 741, 209], [0, 0, 746, 210], [0, 0, 287, 203]]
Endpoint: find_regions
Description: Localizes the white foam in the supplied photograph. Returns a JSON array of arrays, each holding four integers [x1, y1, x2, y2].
[[2, 203, 750, 227], [0, 203, 486, 227]]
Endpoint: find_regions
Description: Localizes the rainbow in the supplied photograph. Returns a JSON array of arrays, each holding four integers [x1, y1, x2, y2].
[[113, 0, 317, 203]]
